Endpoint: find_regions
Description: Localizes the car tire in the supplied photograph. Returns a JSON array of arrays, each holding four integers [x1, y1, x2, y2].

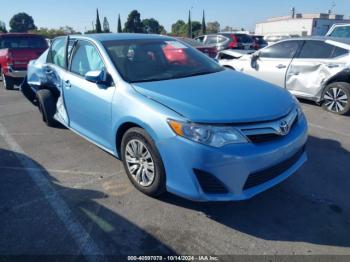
[[2, 74, 14, 90], [322, 82, 350, 115], [121, 127, 166, 197], [36, 89, 57, 127]]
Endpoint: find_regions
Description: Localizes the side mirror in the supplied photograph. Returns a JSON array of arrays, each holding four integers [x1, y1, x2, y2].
[[85, 68, 112, 87], [250, 52, 260, 69]]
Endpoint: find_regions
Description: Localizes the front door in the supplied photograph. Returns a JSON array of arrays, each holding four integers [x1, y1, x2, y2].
[[243, 40, 302, 88], [63, 40, 115, 150]]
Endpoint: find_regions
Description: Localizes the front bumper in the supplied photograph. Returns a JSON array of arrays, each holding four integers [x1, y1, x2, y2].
[[4, 66, 27, 78], [157, 115, 308, 201]]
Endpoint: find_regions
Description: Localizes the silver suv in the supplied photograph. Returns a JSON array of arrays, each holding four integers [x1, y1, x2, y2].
[[218, 37, 350, 115]]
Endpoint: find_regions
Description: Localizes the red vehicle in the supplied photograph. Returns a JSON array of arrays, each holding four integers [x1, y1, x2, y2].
[[0, 33, 48, 90], [176, 37, 217, 58]]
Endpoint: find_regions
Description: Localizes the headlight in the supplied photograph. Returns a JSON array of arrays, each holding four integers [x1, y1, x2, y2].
[[167, 119, 248, 147]]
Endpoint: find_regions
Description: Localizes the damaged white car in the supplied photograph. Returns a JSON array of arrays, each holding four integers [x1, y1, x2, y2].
[[218, 37, 350, 115]]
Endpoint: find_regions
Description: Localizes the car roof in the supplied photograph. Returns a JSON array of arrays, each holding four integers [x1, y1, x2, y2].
[[69, 33, 172, 42], [281, 36, 350, 45]]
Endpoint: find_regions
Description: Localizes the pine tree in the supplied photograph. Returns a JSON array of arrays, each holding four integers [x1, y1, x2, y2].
[[201, 10, 207, 35], [95, 9, 102, 33], [117, 14, 122, 33], [103, 17, 110, 33], [187, 10, 192, 38]]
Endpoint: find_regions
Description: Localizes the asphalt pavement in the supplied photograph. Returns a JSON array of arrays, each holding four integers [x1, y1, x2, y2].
[[0, 82, 350, 259]]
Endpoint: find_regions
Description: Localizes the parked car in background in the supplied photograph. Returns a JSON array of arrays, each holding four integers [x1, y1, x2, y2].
[[195, 33, 254, 51], [0, 33, 48, 90], [218, 37, 350, 115], [326, 23, 350, 38], [251, 35, 268, 50], [176, 37, 217, 58], [264, 34, 300, 45], [22, 33, 307, 201]]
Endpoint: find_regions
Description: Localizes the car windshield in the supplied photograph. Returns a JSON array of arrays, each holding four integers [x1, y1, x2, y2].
[[103, 39, 223, 83], [0, 36, 47, 49]]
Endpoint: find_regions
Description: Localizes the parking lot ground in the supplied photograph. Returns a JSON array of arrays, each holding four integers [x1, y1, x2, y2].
[[1, 83, 350, 258]]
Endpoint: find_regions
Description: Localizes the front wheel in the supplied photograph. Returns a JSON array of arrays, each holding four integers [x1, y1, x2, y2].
[[322, 82, 350, 115], [2, 74, 14, 90], [121, 127, 166, 197], [36, 89, 57, 127]]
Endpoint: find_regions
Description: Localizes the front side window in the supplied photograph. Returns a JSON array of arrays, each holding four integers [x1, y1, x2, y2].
[[103, 39, 223, 83], [49, 38, 66, 67], [70, 41, 104, 77], [260, 40, 301, 59]]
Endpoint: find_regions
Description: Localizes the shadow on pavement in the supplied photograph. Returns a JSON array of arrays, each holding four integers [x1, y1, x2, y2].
[[161, 136, 350, 248], [0, 148, 174, 256]]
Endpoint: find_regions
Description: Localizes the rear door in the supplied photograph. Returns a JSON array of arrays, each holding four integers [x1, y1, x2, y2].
[[63, 39, 115, 150], [286, 40, 349, 99], [243, 40, 302, 87]]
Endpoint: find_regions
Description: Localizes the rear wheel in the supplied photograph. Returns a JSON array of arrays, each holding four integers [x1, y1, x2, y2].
[[36, 89, 57, 127], [322, 82, 350, 115], [121, 127, 166, 197], [2, 74, 14, 90]]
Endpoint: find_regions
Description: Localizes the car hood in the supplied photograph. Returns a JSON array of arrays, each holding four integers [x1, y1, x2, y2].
[[131, 70, 294, 123]]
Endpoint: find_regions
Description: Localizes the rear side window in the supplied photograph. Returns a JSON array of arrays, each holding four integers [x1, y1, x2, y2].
[[217, 36, 228, 44], [332, 46, 348, 58], [329, 26, 350, 37], [205, 36, 218, 45], [298, 41, 348, 59], [70, 41, 104, 77], [260, 41, 301, 59], [48, 38, 66, 67], [0, 36, 47, 49], [299, 41, 334, 59]]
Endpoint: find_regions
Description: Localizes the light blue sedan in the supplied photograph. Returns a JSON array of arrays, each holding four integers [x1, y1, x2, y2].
[[23, 33, 308, 201]]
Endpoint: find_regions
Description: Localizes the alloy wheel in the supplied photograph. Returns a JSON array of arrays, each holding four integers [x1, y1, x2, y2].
[[125, 139, 155, 187], [323, 87, 348, 113]]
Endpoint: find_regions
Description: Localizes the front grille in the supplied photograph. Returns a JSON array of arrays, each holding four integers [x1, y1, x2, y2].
[[247, 133, 281, 143], [241, 112, 299, 144], [194, 169, 228, 194], [243, 146, 305, 190]]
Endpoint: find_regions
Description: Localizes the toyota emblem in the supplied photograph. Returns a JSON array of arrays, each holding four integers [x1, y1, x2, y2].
[[279, 120, 290, 136]]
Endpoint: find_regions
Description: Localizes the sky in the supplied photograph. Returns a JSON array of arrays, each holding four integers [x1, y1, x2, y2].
[[1, 0, 350, 33]]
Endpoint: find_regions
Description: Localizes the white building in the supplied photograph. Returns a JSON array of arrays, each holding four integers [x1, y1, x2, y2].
[[255, 13, 350, 37]]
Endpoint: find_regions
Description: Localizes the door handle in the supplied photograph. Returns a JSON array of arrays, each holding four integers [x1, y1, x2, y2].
[[276, 64, 287, 69], [327, 64, 339, 68]]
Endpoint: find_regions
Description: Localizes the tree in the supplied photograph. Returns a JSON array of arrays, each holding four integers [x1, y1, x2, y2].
[[117, 14, 122, 33], [9, 13, 36, 32], [142, 18, 163, 34], [207, 21, 220, 34], [201, 10, 206, 35], [30, 26, 79, 39], [171, 20, 187, 36], [0, 21, 7, 33], [187, 10, 192, 38], [124, 10, 143, 33], [103, 17, 110, 33], [191, 21, 201, 38], [95, 9, 102, 33], [222, 26, 234, 32]]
